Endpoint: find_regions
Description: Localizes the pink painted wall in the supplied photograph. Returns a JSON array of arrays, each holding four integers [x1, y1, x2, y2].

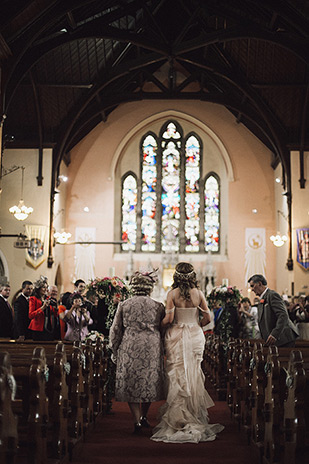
[[63, 100, 276, 294]]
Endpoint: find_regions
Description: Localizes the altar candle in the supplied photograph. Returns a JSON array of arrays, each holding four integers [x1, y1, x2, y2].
[[109, 267, 115, 277], [222, 278, 229, 286]]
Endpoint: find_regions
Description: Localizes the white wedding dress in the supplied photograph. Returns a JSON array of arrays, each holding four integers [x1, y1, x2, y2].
[[151, 307, 224, 443]]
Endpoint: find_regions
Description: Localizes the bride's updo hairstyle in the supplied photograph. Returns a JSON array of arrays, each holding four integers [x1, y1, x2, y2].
[[130, 269, 158, 296], [172, 262, 199, 301]]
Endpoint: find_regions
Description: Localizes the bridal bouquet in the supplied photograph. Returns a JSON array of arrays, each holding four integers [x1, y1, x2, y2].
[[207, 285, 242, 308], [86, 276, 131, 328]]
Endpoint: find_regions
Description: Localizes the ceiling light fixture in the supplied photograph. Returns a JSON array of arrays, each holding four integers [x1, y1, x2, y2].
[[54, 231, 71, 244], [270, 210, 288, 247], [9, 167, 33, 220]]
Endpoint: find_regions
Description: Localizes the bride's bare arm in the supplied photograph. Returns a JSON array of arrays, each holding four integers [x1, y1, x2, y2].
[[161, 290, 175, 327], [198, 291, 211, 326]]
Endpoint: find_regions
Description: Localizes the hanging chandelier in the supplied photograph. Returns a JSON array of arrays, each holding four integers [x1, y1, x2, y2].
[[270, 210, 288, 247], [54, 231, 72, 244], [270, 232, 287, 247], [9, 167, 33, 220]]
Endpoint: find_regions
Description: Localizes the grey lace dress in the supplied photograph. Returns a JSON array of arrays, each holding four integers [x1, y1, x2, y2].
[[109, 295, 165, 402]]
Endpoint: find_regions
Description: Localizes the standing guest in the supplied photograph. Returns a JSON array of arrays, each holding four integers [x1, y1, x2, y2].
[[57, 292, 71, 340], [151, 262, 224, 443], [60, 294, 93, 341], [238, 297, 260, 339], [29, 277, 58, 341], [109, 270, 165, 434], [14, 280, 33, 341], [248, 274, 299, 347], [0, 283, 14, 338], [68, 279, 98, 331], [47, 285, 61, 339]]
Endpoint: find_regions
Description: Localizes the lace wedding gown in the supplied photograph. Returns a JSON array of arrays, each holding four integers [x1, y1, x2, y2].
[[151, 307, 224, 443]]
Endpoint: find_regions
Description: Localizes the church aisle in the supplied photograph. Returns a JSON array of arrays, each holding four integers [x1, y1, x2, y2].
[[71, 397, 256, 464]]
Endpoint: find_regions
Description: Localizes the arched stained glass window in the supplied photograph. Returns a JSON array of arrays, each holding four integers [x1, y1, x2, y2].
[[121, 174, 137, 251], [185, 135, 200, 252], [121, 121, 220, 253], [141, 134, 158, 251], [204, 174, 220, 252]]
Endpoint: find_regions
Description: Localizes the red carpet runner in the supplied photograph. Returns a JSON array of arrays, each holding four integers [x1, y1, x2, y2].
[[71, 395, 256, 464]]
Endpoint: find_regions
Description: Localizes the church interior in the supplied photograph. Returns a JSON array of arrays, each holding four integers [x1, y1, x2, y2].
[[0, 0, 308, 300], [0, 2, 308, 463]]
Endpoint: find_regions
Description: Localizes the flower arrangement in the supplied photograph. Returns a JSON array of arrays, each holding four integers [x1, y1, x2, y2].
[[86, 276, 131, 329], [85, 330, 106, 343], [207, 285, 243, 308]]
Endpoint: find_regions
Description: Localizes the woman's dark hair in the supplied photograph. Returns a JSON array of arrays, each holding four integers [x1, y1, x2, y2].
[[171, 262, 198, 301], [241, 297, 251, 304]]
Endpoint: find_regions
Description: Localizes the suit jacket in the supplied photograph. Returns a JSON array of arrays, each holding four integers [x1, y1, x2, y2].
[[0, 295, 14, 338], [258, 289, 299, 346], [14, 294, 30, 338]]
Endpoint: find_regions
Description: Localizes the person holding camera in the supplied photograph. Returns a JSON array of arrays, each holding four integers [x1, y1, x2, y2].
[[29, 277, 59, 341], [60, 294, 93, 342]]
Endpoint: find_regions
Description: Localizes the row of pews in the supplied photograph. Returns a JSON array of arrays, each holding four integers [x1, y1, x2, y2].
[[203, 334, 309, 464], [0, 338, 112, 464]]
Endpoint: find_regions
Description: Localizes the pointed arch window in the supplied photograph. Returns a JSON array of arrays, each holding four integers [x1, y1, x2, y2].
[[204, 174, 220, 252], [121, 121, 220, 253], [121, 173, 137, 251]]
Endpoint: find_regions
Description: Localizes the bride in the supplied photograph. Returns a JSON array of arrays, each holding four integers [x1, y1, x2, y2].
[[151, 262, 224, 443]]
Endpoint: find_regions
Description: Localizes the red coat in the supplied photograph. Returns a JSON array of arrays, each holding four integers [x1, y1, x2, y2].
[[28, 296, 57, 332]]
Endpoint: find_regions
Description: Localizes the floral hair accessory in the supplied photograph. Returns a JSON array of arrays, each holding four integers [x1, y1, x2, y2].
[[132, 269, 158, 284], [174, 269, 195, 281]]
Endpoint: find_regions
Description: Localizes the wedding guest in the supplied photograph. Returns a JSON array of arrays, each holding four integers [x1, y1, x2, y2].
[[47, 285, 61, 339], [60, 294, 93, 342], [238, 297, 260, 339], [67, 279, 98, 331], [29, 277, 59, 341], [57, 292, 71, 340], [109, 270, 165, 434], [248, 274, 299, 347], [14, 280, 33, 341], [0, 283, 14, 338]]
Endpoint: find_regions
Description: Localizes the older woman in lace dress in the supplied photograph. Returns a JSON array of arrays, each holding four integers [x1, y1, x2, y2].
[[109, 270, 165, 434]]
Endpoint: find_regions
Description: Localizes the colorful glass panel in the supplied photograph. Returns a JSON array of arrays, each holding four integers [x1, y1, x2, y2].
[[141, 135, 157, 251], [121, 175, 137, 251], [204, 175, 219, 252], [161, 140, 180, 252], [185, 135, 200, 252]]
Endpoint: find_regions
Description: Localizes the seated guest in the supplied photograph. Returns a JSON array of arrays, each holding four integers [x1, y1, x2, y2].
[[61, 294, 93, 341], [14, 280, 33, 341], [0, 283, 14, 338], [29, 277, 59, 341]]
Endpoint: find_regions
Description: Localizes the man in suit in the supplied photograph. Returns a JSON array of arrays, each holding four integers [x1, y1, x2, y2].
[[248, 274, 299, 347], [0, 283, 14, 338], [14, 280, 33, 341]]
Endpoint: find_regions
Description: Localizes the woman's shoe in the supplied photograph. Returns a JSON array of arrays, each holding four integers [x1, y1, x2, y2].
[[140, 416, 150, 428], [133, 422, 142, 434]]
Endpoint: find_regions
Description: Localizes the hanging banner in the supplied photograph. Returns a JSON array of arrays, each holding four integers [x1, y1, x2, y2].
[[74, 227, 96, 283], [296, 228, 309, 270], [244, 228, 266, 286], [25, 225, 48, 268]]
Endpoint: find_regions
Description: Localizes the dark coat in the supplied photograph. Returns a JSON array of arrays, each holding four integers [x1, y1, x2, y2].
[[0, 296, 14, 338], [14, 294, 31, 338]]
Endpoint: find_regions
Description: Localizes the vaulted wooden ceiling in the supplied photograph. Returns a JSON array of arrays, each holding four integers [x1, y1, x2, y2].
[[0, 0, 308, 184]]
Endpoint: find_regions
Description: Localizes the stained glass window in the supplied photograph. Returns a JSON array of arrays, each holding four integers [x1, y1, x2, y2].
[[141, 134, 157, 251], [121, 174, 137, 251], [204, 175, 219, 252], [121, 121, 220, 253], [185, 135, 200, 252]]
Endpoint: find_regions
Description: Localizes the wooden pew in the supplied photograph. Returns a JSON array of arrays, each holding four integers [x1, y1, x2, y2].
[[0, 352, 18, 464]]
